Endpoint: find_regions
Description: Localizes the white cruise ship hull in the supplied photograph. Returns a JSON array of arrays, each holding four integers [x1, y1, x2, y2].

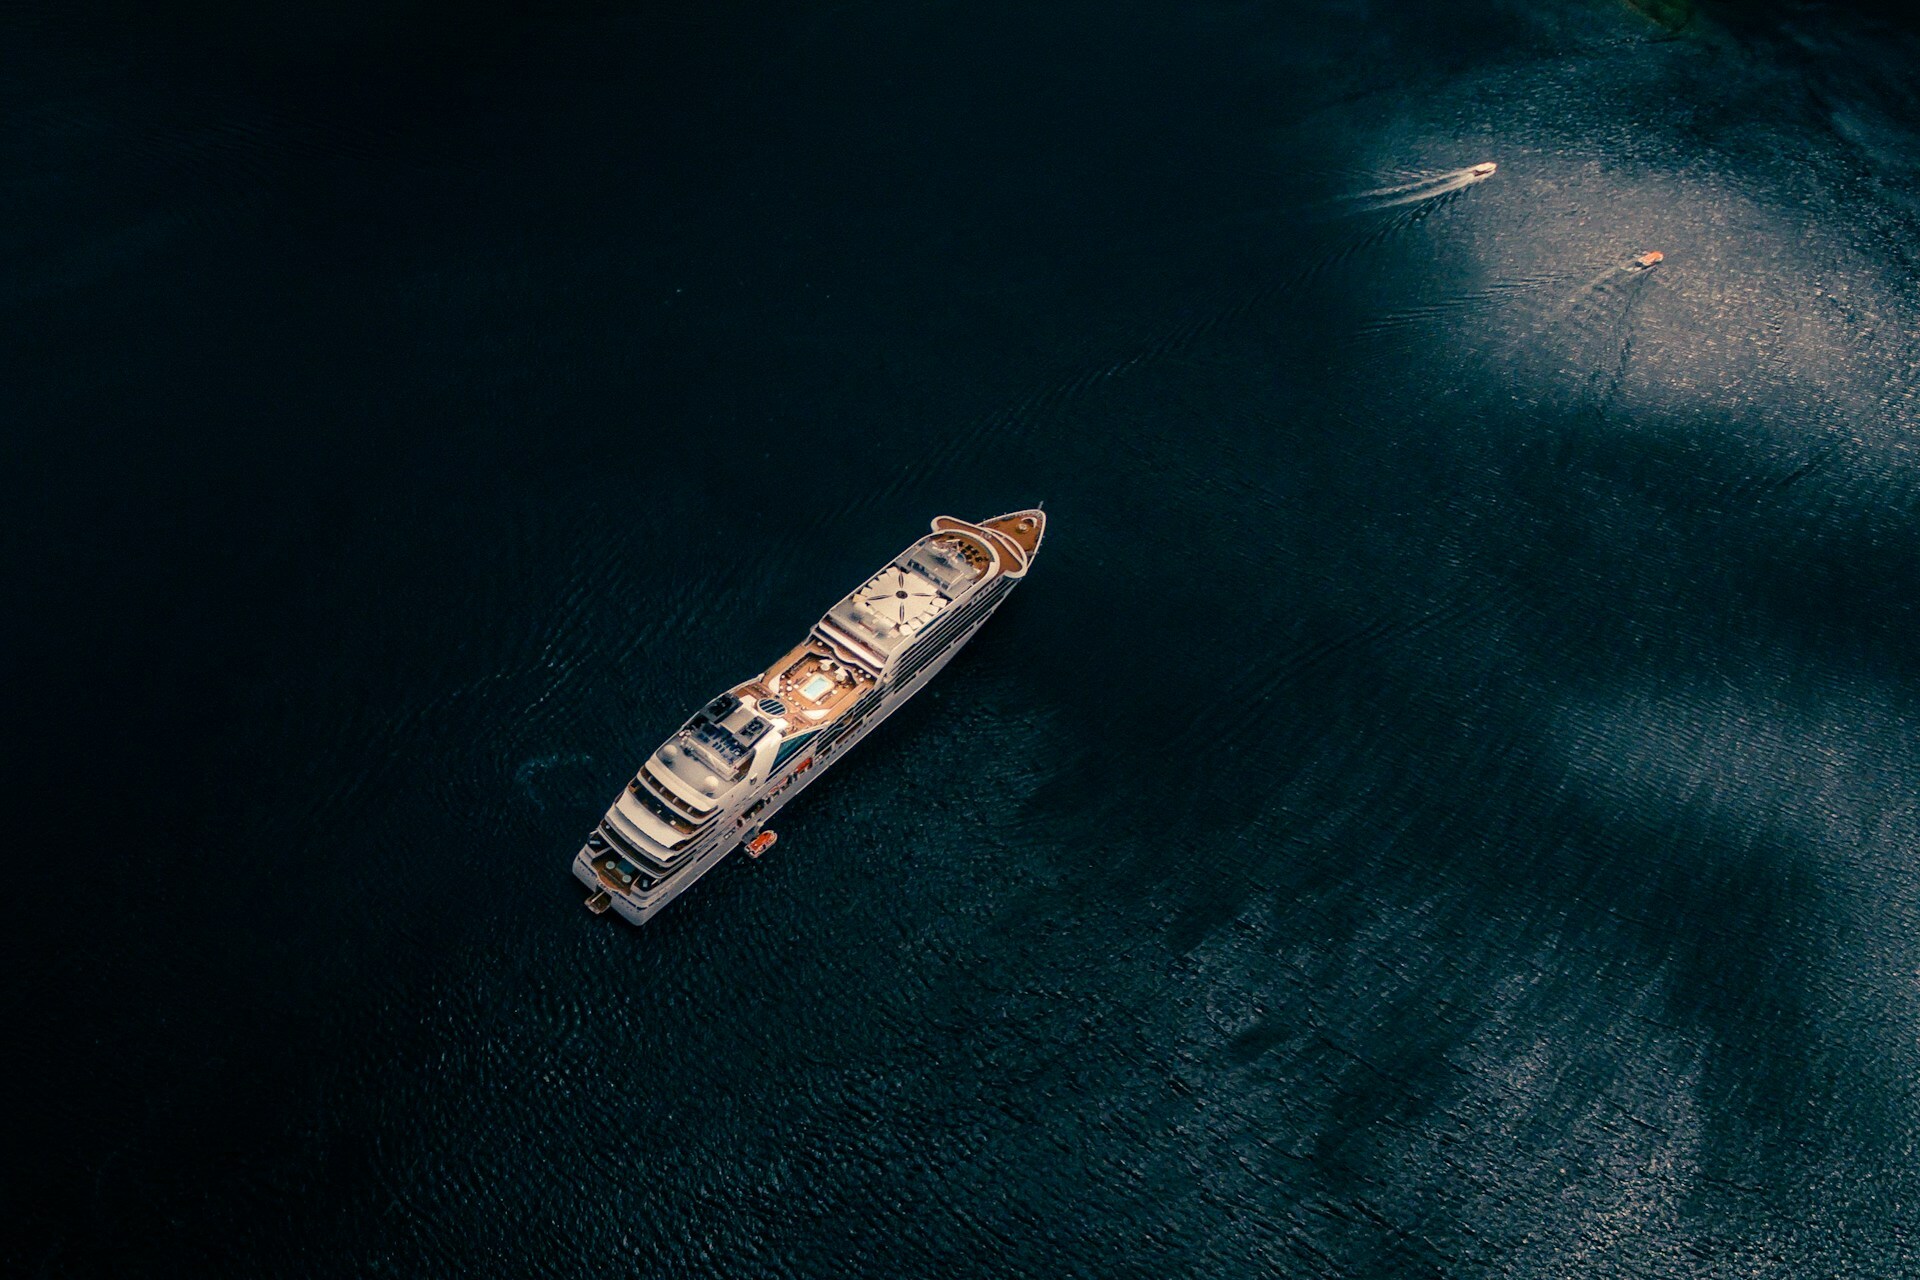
[[573, 509, 1043, 925]]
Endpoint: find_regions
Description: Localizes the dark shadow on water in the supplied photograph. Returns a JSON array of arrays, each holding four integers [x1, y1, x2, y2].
[[1008, 284, 1920, 1222]]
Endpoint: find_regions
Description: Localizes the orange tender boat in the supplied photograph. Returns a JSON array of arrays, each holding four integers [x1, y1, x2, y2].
[[745, 831, 778, 859], [1630, 251, 1663, 269]]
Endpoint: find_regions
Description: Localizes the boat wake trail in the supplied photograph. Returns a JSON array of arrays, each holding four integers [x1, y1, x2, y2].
[[1532, 254, 1664, 375], [1337, 162, 1498, 213], [1533, 249, 1667, 326]]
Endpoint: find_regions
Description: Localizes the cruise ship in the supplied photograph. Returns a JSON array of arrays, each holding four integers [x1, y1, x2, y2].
[[574, 508, 1045, 924]]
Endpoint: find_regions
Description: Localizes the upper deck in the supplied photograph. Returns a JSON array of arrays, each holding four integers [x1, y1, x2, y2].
[[628, 510, 1043, 811], [811, 510, 1041, 672], [744, 642, 875, 729]]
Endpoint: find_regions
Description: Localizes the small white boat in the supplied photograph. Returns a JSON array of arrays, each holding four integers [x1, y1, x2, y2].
[[1468, 161, 1497, 179]]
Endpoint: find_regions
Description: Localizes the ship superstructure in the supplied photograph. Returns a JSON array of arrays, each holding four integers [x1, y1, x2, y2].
[[574, 509, 1044, 924]]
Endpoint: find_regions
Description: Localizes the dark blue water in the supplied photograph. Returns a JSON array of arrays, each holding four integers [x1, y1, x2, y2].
[[9, 0, 1920, 1273]]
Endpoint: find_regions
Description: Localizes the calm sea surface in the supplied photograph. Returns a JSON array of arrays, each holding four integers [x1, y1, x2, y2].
[[9, 1, 1920, 1274]]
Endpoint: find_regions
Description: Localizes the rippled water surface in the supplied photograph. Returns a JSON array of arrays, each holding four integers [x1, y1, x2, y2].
[[9, 0, 1920, 1274]]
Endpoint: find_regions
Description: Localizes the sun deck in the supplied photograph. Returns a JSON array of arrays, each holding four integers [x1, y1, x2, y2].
[[759, 641, 875, 726], [810, 531, 993, 669]]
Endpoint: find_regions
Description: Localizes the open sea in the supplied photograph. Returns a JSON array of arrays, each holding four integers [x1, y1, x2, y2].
[[8, 0, 1920, 1274]]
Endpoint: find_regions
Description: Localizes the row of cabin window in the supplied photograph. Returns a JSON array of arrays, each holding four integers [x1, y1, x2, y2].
[[886, 579, 1009, 689]]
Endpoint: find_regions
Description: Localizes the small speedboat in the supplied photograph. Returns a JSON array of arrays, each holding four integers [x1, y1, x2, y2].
[[1469, 161, 1497, 179], [1628, 251, 1664, 270]]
